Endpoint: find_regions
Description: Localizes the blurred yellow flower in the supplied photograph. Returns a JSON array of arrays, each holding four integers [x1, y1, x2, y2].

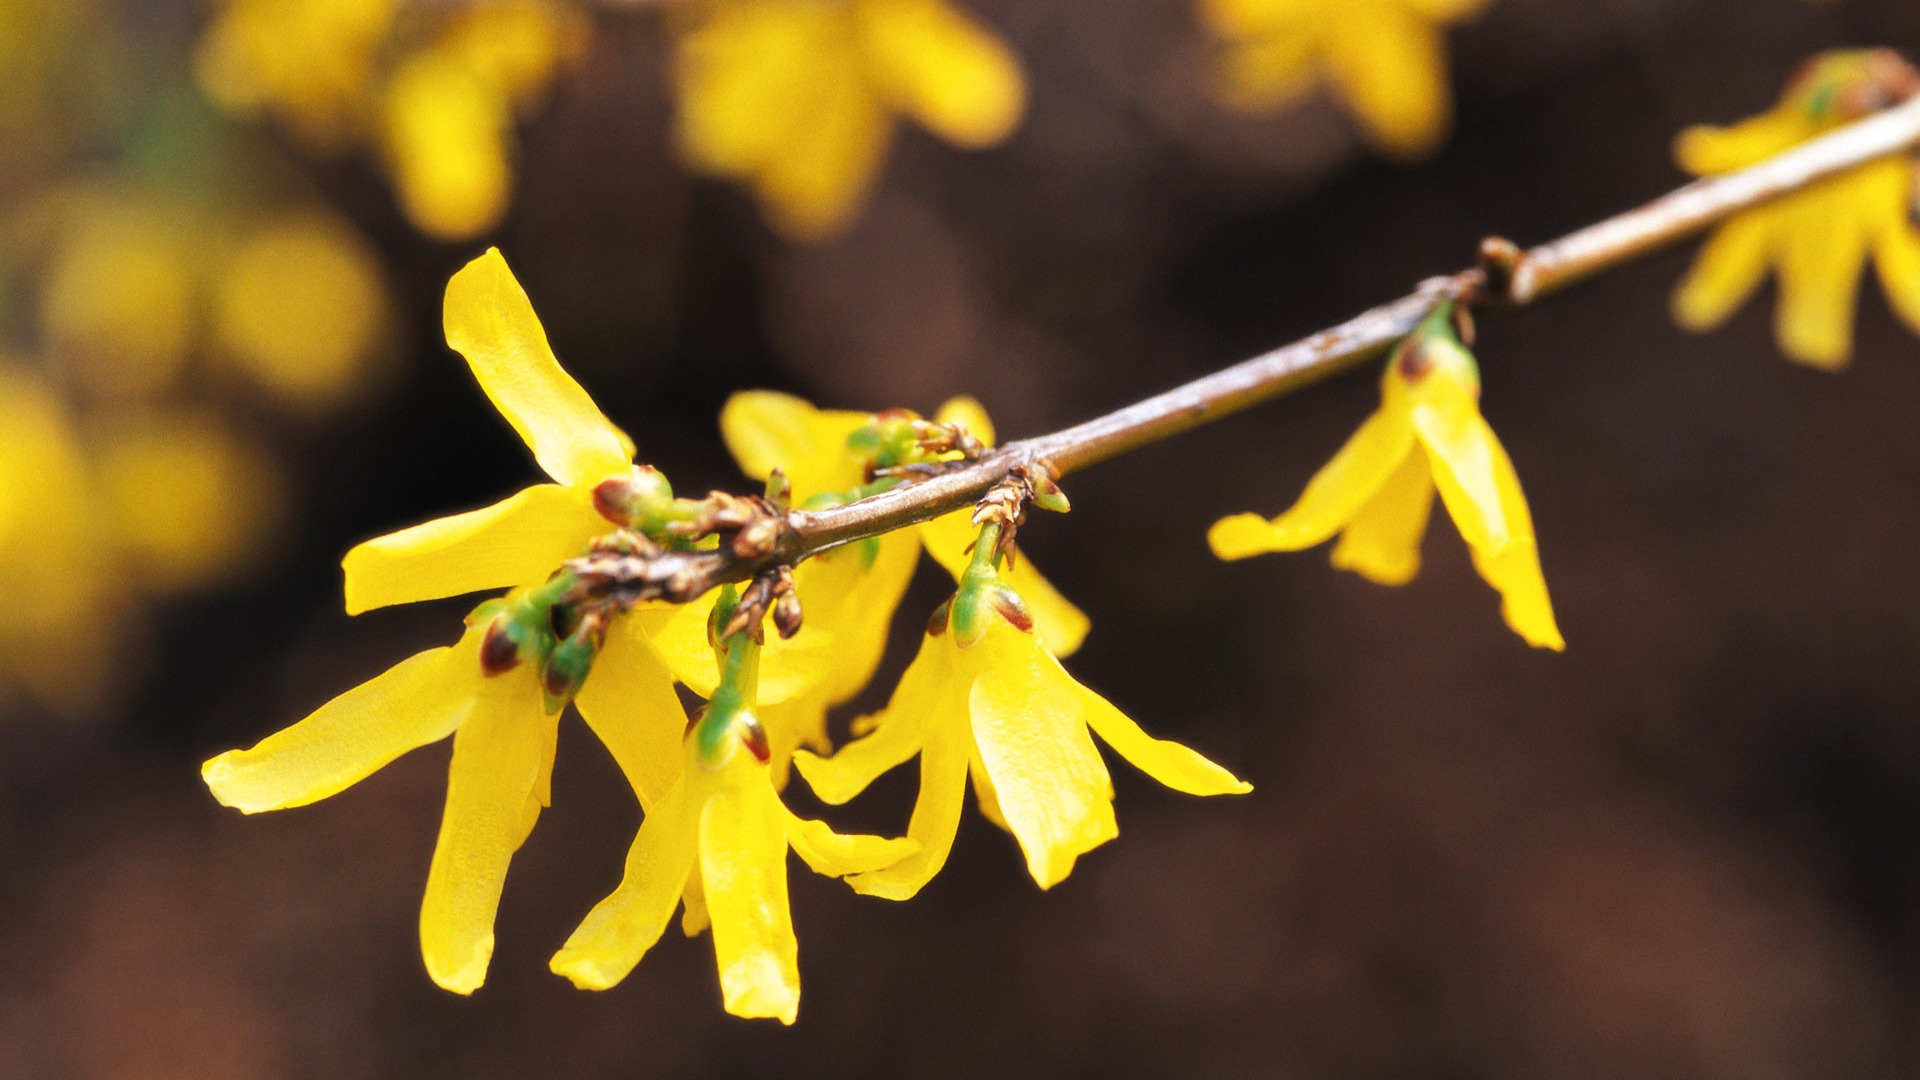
[[212, 212, 388, 407], [552, 720, 913, 1022], [37, 197, 198, 398], [672, 0, 1025, 238], [198, 0, 586, 239], [1202, 0, 1487, 158], [1209, 303, 1563, 650], [0, 365, 114, 714], [1671, 49, 1920, 369], [796, 579, 1249, 897]]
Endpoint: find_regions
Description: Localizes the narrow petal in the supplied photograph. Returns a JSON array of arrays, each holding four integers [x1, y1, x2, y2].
[[672, 3, 826, 178], [1078, 682, 1252, 797], [761, 694, 830, 791], [1465, 444, 1564, 650], [718, 390, 869, 497], [858, 0, 1025, 148], [792, 629, 953, 805], [550, 776, 699, 989], [443, 248, 634, 487], [341, 483, 609, 615], [1410, 395, 1511, 555], [700, 766, 800, 1024], [1872, 221, 1920, 336], [680, 869, 711, 937], [1673, 113, 1813, 177], [202, 630, 482, 813], [967, 619, 1117, 889], [1211, 405, 1417, 560], [381, 51, 512, 241], [969, 746, 1010, 832], [1774, 194, 1866, 369], [1329, 449, 1435, 585], [784, 808, 918, 878], [573, 614, 689, 808], [419, 665, 553, 995], [1671, 212, 1775, 332], [1323, 9, 1451, 158], [919, 509, 1090, 656], [811, 534, 920, 702], [846, 719, 973, 901]]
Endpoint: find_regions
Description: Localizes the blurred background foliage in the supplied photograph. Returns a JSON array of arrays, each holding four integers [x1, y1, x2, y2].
[[5, 0, 1920, 1076]]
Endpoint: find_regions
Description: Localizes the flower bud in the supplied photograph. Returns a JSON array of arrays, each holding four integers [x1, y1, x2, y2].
[[591, 465, 674, 527]]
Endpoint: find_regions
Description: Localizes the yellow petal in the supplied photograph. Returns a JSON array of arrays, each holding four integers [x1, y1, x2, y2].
[[809, 534, 920, 702], [918, 509, 1090, 656], [931, 394, 995, 447], [1210, 404, 1417, 560], [202, 629, 484, 813], [1323, 7, 1451, 158], [213, 212, 387, 406], [1405, 0, 1489, 20], [969, 745, 1009, 832], [792, 627, 954, 805], [1199, 0, 1309, 37], [760, 694, 830, 790], [966, 618, 1116, 889], [573, 614, 689, 808], [845, 718, 973, 900], [1078, 683, 1251, 796], [1871, 219, 1920, 337], [858, 0, 1025, 148], [680, 867, 711, 937], [1672, 211, 1775, 333], [699, 763, 801, 1024], [672, 2, 829, 178], [753, 60, 893, 240], [1328, 447, 1435, 585], [718, 390, 870, 497], [1415, 400, 1565, 650], [419, 664, 553, 994], [1774, 195, 1866, 369], [1212, 35, 1319, 111], [784, 807, 918, 878], [443, 248, 635, 487], [382, 51, 513, 241], [341, 483, 609, 614], [1409, 394, 1511, 555], [647, 594, 836, 705], [1674, 112, 1815, 177], [551, 776, 699, 990]]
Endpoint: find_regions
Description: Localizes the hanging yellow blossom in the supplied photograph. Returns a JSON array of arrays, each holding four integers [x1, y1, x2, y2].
[[1671, 48, 1920, 369], [552, 716, 914, 1022], [795, 570, 1250, 897], [1208, 303, 1562, 650], [671, 0, 1025, 238], [1201, 0, 1488, 158]]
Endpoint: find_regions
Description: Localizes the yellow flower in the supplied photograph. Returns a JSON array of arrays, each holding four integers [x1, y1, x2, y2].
[[1208, 303, 1563, 650], [203, 619, 568, 994], [197, 0, 585, 239], [0, 364, 114, 714], [551, 718, 915, 1022], [671, 0, 1025, 238], [645, 389, 1089, 781], [203, 248, 694, 993], [1671, 49, 1920, 369], [795, 581, 1250, 896], [1202, 0, 1487, 158]]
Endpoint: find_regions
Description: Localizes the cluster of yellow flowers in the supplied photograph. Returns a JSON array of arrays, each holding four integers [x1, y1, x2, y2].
[[198, 0, 588, 240], [203, 250, 1250, 1021], [0, 0, 396, 717]]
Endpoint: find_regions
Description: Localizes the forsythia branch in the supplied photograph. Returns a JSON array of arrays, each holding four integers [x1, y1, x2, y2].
[[574, 88, 1920, 606]]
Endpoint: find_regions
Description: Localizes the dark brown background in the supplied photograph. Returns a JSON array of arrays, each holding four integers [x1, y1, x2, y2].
[[6, 0, 1920, 1076]]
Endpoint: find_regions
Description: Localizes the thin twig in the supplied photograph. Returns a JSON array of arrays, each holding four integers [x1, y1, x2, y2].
[[580, 92, 1920, 603]]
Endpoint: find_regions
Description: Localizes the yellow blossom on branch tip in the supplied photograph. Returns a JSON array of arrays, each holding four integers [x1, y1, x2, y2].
[[1208, 305, 1563, 651], [550, 727, 915, 1022], [1670, 48, 1920, 369], [671, 0, 1025, 239], [340, 246, 637, 617], [793, 588, 1250, 897], [1202, 0, 1488, 159]]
